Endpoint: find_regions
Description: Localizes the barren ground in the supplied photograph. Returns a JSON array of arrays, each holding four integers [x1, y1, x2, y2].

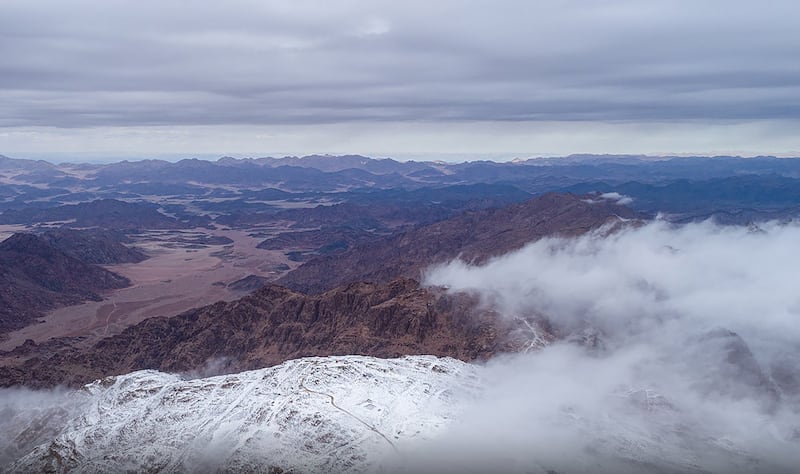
[[0, 226, 299, 351]]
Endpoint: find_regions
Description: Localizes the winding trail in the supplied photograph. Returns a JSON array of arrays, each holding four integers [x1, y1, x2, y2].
[[102, 301, 118, 336], [300, 364, 399, 454]]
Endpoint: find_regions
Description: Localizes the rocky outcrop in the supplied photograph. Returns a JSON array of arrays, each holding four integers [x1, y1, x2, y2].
[[0, 199, 184, 229], [257, 226, 378, 254], [227, 274, 270, 292], [0, 279, 550, 388]]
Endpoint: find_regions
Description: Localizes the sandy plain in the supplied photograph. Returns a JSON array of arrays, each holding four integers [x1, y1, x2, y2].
[[0, 226, 298, 351]]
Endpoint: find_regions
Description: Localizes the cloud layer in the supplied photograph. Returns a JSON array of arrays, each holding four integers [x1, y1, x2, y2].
[[1, 0, 800, 156], [420, 220, 800, 472]]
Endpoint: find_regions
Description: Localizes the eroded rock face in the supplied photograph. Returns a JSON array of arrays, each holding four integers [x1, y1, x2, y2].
[[0, 279, 550, 388]]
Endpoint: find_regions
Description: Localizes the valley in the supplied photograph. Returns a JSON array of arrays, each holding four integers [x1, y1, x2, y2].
[[0, 227, 295, 352]]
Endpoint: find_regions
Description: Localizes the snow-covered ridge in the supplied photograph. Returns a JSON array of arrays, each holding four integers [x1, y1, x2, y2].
[[5, 356, 479, 473], [4, 351, 800, 473]]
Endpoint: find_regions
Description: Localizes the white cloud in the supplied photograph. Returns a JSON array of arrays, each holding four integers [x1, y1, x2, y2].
[[417, 220, 800, 472], [356, 17, 391, 37], [599, 191, 634, 205]]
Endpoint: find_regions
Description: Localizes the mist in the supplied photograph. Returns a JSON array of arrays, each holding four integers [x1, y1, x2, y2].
[[415, 219, 800, 473], [0, 387, 89, 467]]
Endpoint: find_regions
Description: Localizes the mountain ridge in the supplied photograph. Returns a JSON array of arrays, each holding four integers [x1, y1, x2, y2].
[[0, 233, 132, 334], [278, 192, 639, 294]]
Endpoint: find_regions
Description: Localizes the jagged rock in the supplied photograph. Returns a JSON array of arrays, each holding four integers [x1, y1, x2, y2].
[[0, 279, 548, 388]]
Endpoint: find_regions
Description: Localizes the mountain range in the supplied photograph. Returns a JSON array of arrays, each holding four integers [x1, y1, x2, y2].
[[2, 152, 800, 472]]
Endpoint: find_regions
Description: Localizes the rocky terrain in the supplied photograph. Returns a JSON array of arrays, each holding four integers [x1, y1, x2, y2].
[[0, 278, 551, 388], [38, 229, 148, 264], [0, 233, 133, 335], [256, 226, 382, 260], [4, 154, 800, 229], [0, 191, 635, 387], [279, 192, 638, 294], [0, 199, 194, 229]]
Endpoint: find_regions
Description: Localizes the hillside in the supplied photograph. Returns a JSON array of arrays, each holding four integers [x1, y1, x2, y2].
[[0, 199, 188, 229], [39, 229, 148, 264], [0, 278, 549, 388], [278, 193, 638, 294], [0, 234, 131, 334]]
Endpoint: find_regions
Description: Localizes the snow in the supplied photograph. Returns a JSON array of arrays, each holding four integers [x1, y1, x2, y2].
[[4, 353, 800, 473], [5, 356, 480, 473]]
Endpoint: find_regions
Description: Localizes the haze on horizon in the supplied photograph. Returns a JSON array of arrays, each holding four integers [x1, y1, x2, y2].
[[1, 0, 799, 160]]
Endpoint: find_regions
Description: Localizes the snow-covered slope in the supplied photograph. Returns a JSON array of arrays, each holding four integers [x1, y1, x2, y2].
[[5, 356, 479, 473], [4, 353, 800, 473]]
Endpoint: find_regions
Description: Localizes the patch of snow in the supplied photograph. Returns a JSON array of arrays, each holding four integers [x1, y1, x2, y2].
[[6, 356, 478, 473]]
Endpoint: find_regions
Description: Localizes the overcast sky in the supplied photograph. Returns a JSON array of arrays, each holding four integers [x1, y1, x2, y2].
[[1, 0, 799, 160]]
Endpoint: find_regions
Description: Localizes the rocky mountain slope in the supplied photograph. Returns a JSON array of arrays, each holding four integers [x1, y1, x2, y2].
[[279, 193, 638, 294], [3, 356, 475, 473], [0, 279, 549, 388], [0, 234, 132, 335], [4, 354, 798, 473], [39, 229, 148, 264], [0, 192, 632, 387]]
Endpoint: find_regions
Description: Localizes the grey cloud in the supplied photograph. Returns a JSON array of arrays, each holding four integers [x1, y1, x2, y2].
[[0, 0, 799, 128]]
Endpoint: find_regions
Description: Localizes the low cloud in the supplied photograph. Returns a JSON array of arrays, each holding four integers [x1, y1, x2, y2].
[[0, 387, 89, 466], [419, 220, 800, 472], [599, 191, 634, 205]]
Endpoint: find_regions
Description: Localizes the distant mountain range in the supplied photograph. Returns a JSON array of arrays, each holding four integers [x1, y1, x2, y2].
[[3, 153, 800, 224]]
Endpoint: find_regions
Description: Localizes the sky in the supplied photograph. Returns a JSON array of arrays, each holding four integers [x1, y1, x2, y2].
[[1, 0, 799, 160]]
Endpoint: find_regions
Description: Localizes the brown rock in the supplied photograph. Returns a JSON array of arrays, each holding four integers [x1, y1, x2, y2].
[[0, 279, 549, 388]]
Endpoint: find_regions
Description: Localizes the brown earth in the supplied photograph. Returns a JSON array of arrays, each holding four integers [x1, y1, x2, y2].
[[0, 228, 295, 352]]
